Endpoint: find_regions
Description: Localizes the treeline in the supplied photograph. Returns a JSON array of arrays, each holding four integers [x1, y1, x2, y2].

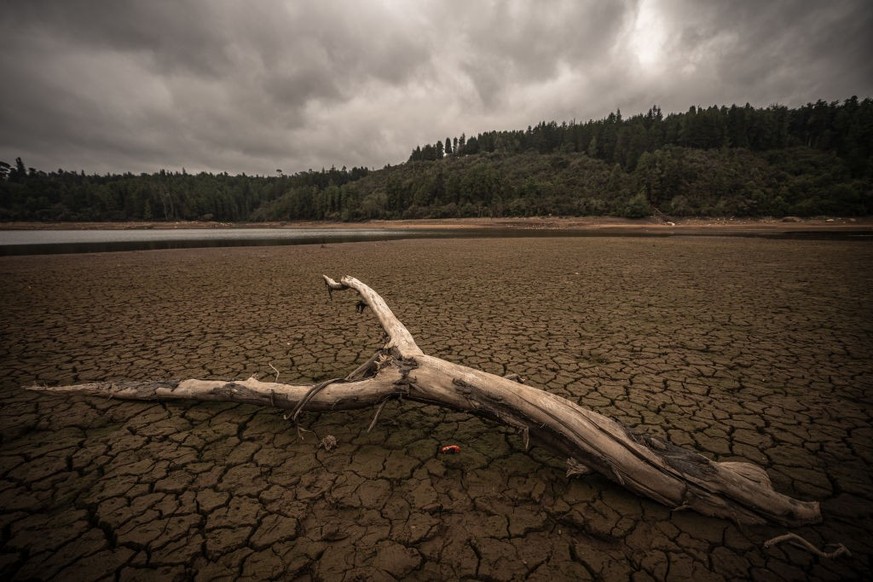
[[410, 98, 873, 177], [0, 162, 368, 222], [260, 97, 872, 220], [305, 145, 863, 220], [2, 98, 871, 222]]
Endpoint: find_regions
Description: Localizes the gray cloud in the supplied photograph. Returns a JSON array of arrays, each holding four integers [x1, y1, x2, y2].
[[1, 0, 871, 175]]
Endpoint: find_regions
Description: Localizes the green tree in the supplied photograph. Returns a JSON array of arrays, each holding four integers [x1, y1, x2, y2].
[[11, 157, 27, 182], [623, 191, 651, 218]]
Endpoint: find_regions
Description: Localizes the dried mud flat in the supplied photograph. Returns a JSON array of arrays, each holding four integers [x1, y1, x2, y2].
[[1, 237, 872, 581]]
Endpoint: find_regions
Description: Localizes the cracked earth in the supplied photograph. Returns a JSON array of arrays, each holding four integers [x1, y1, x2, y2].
[[1, 237, 871, 580]]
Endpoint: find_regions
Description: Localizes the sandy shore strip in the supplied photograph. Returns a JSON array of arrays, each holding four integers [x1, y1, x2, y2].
[[2, 215, 872, 233]]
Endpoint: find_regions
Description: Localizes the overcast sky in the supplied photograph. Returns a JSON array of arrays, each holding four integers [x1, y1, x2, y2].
[[2, 0, 871, 175]]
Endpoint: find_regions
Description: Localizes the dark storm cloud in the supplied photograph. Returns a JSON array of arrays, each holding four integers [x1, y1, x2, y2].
[[450, 0, 628, 102], [1, 0, 871, 175], [653, 0, 873, 105]]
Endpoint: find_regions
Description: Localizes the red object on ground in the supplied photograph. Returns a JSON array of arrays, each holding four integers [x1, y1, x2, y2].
[[440, 444, 461, 454]]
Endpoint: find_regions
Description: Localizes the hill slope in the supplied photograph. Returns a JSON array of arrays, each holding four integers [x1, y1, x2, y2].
[[3, 98, 872, 221], [254, 145, 868, 220]]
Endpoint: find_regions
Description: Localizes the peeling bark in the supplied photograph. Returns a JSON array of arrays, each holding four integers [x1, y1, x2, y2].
[[28, 275, 821, 527]]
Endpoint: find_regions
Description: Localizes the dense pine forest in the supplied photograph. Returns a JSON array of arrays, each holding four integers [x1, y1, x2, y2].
[[2, 98, 871, 222]]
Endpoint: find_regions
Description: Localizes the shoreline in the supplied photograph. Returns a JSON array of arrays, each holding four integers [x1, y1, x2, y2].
[[2, 215, 872, 233]]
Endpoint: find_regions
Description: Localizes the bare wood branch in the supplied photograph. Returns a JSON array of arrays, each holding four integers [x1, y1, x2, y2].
[[268, 363, 280, 382], [322, 275, 422, 357], [28, 372, 404, 413], [27, 276, 823, 527], [764, 533, 851, 558], [367, 398, 390, 433], [285, 377, 345, 422]]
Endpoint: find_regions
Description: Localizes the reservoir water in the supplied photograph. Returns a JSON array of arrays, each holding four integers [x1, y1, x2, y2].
[[0, 227, 642, 255], [0, 226, 867, 255], [0, 228, 428, 255]]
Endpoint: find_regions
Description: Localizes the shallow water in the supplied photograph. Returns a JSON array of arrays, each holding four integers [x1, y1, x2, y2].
[[0, 228, 414, 255], [2, 226, 867, 255]]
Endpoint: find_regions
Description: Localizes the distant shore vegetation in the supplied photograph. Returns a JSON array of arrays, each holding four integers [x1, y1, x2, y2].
[[2, 98, 871, 222]]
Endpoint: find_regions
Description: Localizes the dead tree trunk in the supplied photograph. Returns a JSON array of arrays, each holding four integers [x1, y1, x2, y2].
[[28, 275, 821, 527]]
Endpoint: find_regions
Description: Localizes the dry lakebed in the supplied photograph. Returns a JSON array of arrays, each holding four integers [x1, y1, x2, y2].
[[1, 234, 872, 580]]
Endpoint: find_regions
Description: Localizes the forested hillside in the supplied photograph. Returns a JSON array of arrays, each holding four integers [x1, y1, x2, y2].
[[2, 98, 871, 221]]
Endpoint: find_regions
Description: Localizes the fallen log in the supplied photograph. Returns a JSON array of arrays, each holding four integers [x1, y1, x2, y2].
[[28, 275, 821, 527]]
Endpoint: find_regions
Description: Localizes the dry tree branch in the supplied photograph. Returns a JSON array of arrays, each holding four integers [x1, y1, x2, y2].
[[268, 362, 281, 382], [764, 532, 851, 558], [27, 275, 822, 527]]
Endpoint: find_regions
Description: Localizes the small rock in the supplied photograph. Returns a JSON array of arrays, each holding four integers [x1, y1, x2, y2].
[[319, 435, 337, 451]]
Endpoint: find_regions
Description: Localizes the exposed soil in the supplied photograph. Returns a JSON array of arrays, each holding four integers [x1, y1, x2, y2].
[[2, 215, 873, 234], [1, 237, 872, 580]]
